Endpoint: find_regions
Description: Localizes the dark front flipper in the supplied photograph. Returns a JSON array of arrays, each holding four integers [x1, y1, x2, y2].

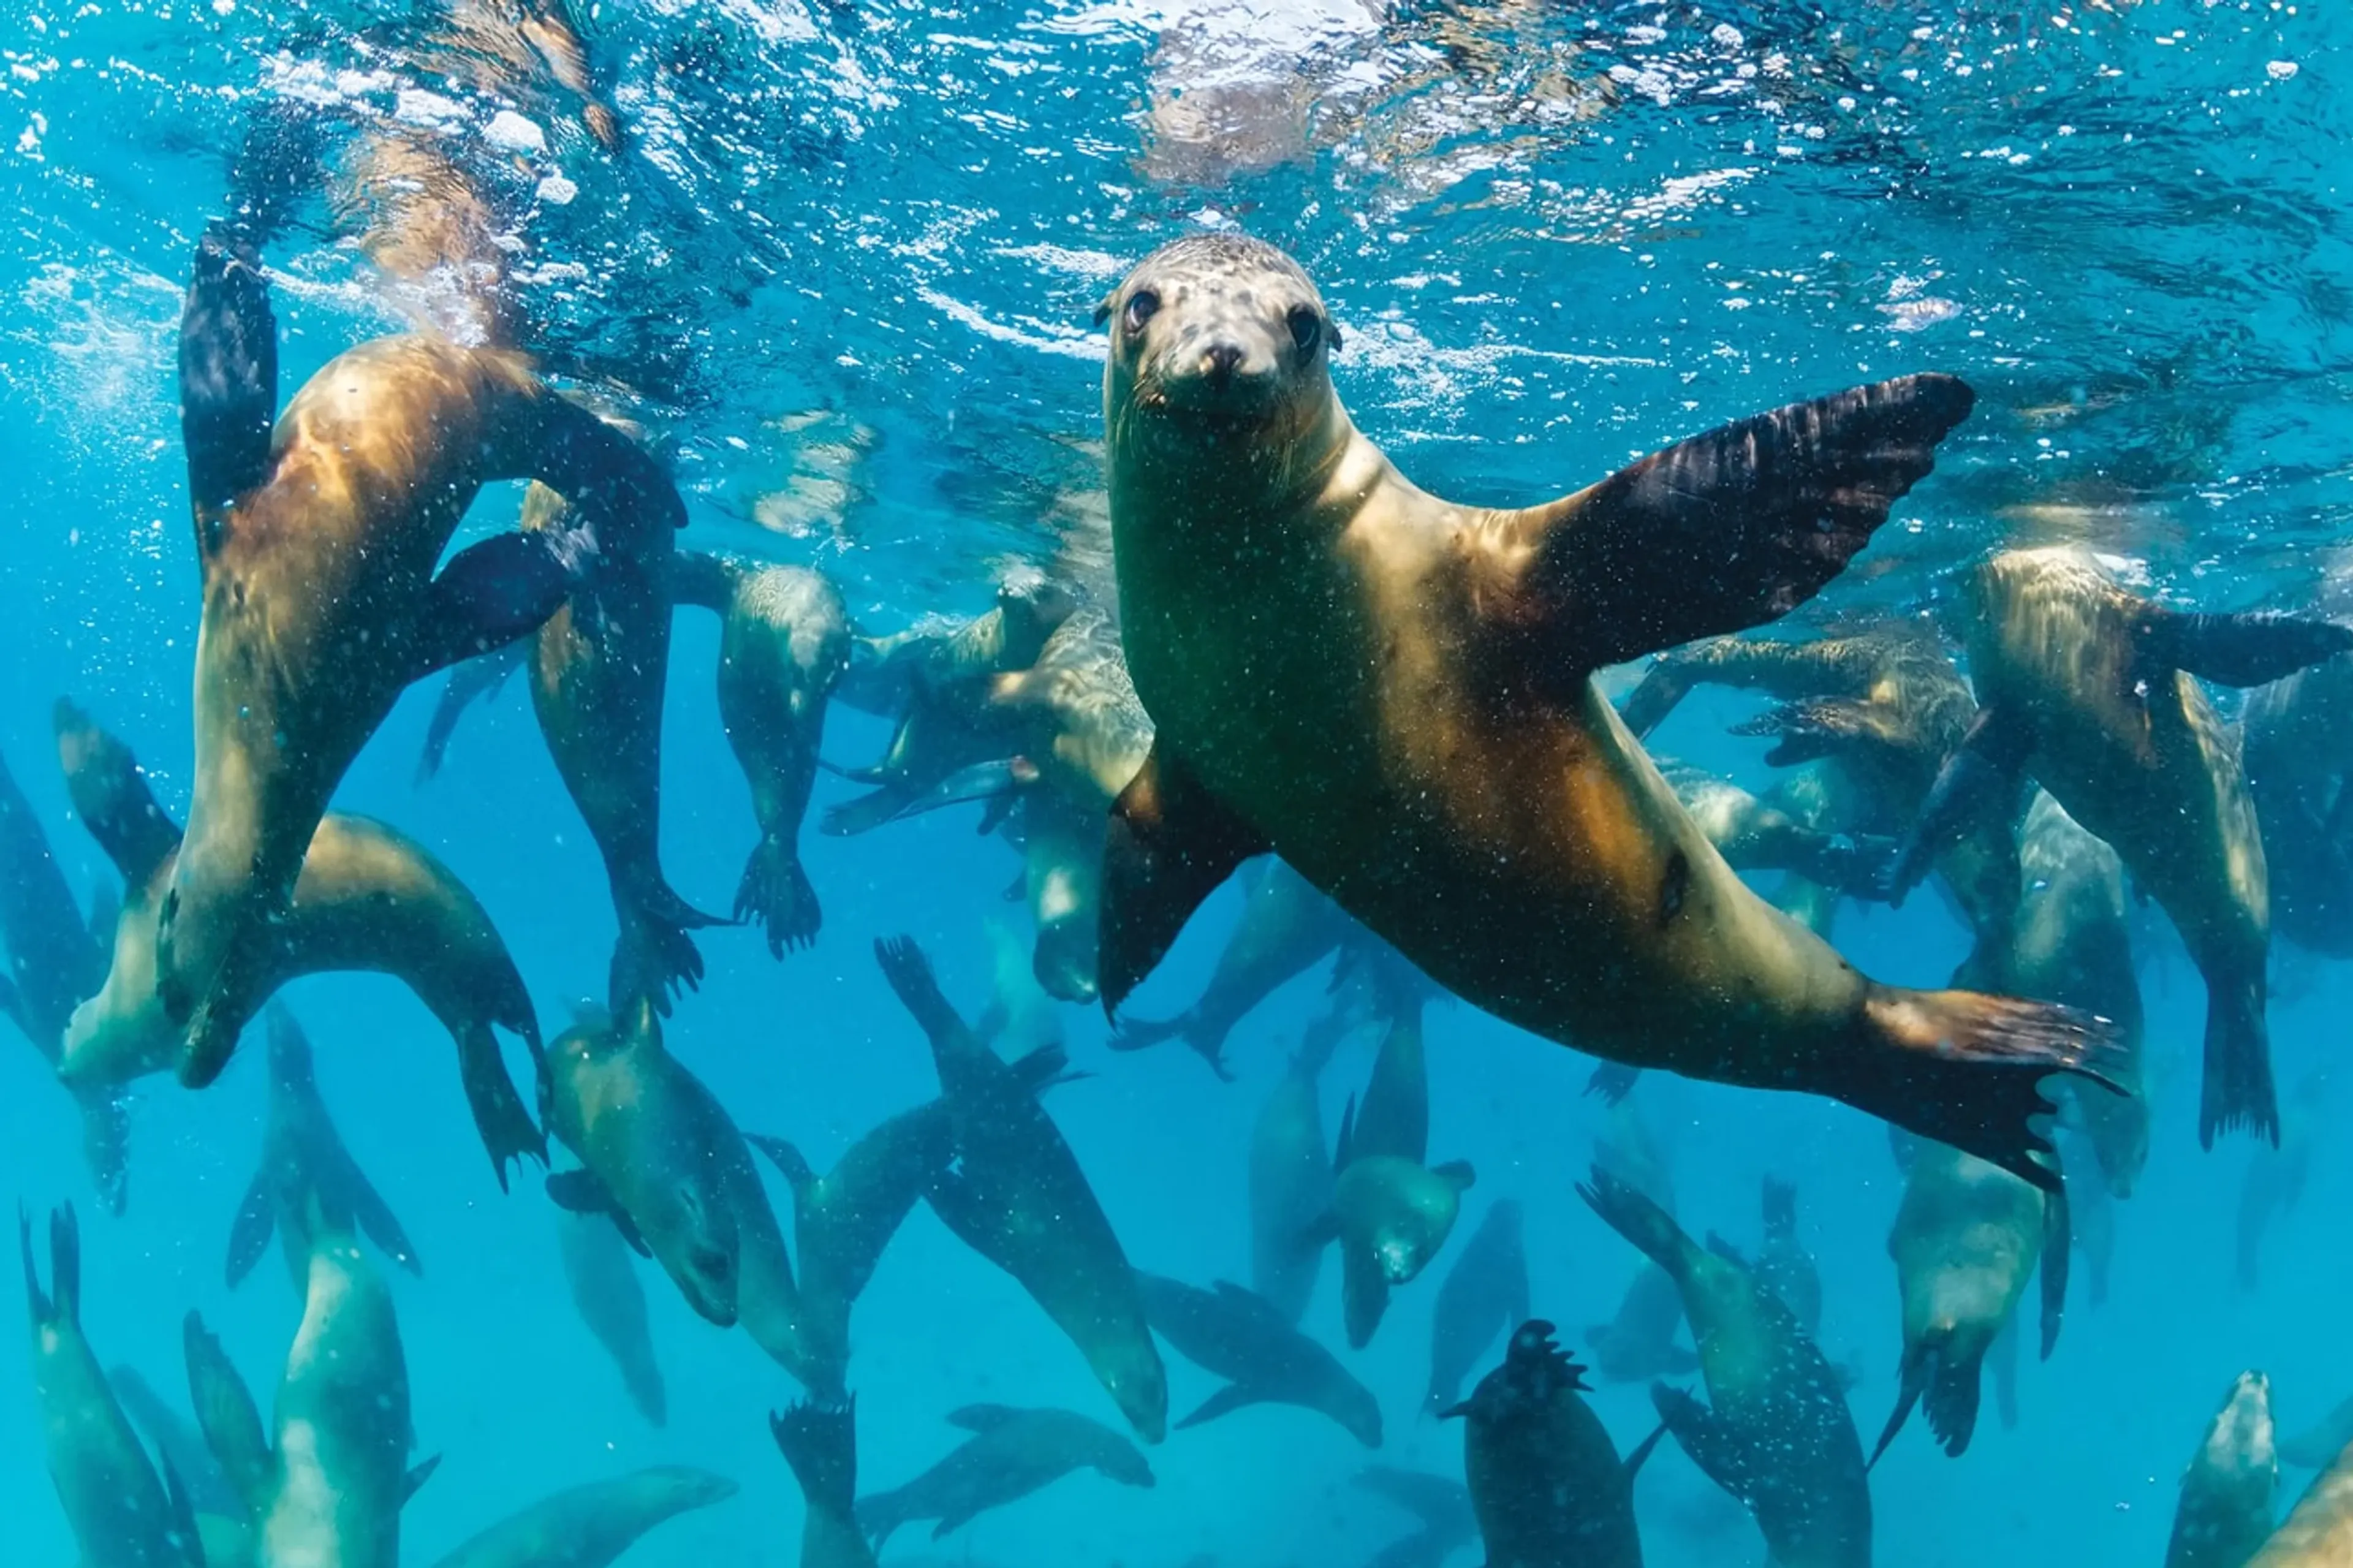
[[1575, 1165, 1697, 1281], [1618, 659, 1694, 738], [545, 1168, 653, 1257], [1341, 1239, 1393, 1351], [344, 1153, 422, 1278], [1099, 741, 1270, 1018], [179, 231, 277, 529], [415, 642, 529, 785], [1175, 1382, 1269, 1431], [873, 935, 981, 1059], [737, 835, 820, 958], [2142, 609, 2353, 688], [2202, 970, 2277, 1149], [224, 1170, 275, 1289], [183, 1311, 273, 1517], [53, 699, 183, 887], [1884, 704, 2034, 906], [1494, 374, 1976, 676], [407, 532, 593, 687], [1651, 1383, 1756, 1502], [453, 1021, 547, 1191]]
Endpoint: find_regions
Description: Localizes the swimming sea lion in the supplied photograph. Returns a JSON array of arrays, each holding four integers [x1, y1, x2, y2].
[[2243, 647, 2353, 956], [185, 1215, 436, 1568], [2165, 1371, 2277, 1568], [1423, 1199, 1529, 1416], [756, 1100, 953, 1402], [1893, 545, 2353, 1146], [22, 1206, 206, 1568], [1871, 1136, 2066, 1462], [2281, 1392, 2353, 1472], [874, 936, 1168, 1442], [1355, 1468, 1476, 1568], [1134, 1273, 1382, 1447], [1580, 1167, 1870, 1567], [0, 743, 129, 1210], [1248, 1007, 1344, 1325], [1096, 233, 2109, 1191], [56, 700, 546, 1184], [1755, 1177, 1822, 1337], [555, 1206, 667, 1426], [1659, 758, 1898, 906], [1320, 1098, 1476, 1349], [1584, 1263, 1697, 1385], [226, 1005, 420, 1292], [1444, 1320, 1659, 1568], [773, 1399, 877, 1568], [670, 552, 852, 956], [161, 235, 679, 1075], [423, 1466, 738, 1568], [2248, 1430, 2353, 1563], [854, 1404, 1155, 1548]]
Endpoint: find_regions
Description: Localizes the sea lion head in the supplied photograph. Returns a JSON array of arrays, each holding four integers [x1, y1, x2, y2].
[[654, 1175, 741, 1326], [1100, 233, 1343, 456]]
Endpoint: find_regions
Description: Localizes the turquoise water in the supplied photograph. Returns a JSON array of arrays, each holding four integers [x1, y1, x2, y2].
[[2, 1, 2351, 1564]]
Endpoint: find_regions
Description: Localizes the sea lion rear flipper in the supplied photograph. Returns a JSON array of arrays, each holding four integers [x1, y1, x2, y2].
[[453, 1023, 548, 1192], [873, 936, 981, 1059], [178, 231, 278, 531], [414, 642, 529, 786], [2039, 1182, 2070, 1361], [1651, 1384, 1753, 1499], [182, 1312, 273, 1517], [1622, 1419, 1669, 1481], [737, 835, 821, 959], [2140, 608, 2353, 688], [400, 1455, 441, 1507], [344, 1162, 422, 1279], [1867, 1347, 1928, 1469], [53, 699, 184, 888], [746, 1134, 817, 1195], [1490, 374, 1975, 677], [546, 1169, 651, 1257], [1175, 1382, 1268, 1431], [2200, 972, 2278, 1149], [1099, 742, 1270, 1019], [773, 1398, 859, 1516], [1585, 1062, 1642, 1105], [1884, 704, 2034, 906], [222, 1171, 275, 1290]]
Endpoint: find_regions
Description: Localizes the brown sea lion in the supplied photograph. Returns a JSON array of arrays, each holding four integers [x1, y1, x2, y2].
[[1094, 233, 2112, 1191], [773, 1399, 877, 1568], [2248, 1431, 2353, 1562], [56, 701, 545, 1184], [2166, 1371, 2277, 1568], [1892, 545, 2353, 1146], [159, 234, 680, 1077]]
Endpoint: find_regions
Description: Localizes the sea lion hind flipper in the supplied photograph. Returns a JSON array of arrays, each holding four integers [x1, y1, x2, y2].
[[178, 231, 278, 523], [1922, 1346, 1982, 1457], [1651, 1383, 1753, 1499], [2140, 608, 2353, 688], [772, 1398, 859, 1515], [1586, 1061, 1642, 1104], [609, 885, 719, 1018], [736, 835, 820, 958], [222, 1170, 275, 1289], [414, 642, 529, 785], [2039, 1181, 2069, 1361], [344, 1161, 421, 1279], [53, 699, 184, 887], [183, 1312, 273, 1515], [873, 935, 980, 1060], [945, 1403, 1022, 1433], [1866, 1347, 1928, 1469], [1099, 742, 1270, 1018], [1577, 1166, 1695, 1279], [1495, 373, 1975, 676], [454, 1022, 548, 1192], [401, 1455, 441, 1506], [2199, 972, 2277, 1149]]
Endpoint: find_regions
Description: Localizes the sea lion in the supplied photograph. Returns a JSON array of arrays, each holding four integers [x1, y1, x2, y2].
[[773, 1399, 877, 1568], [1444, 1320, 1659, 1568], [2248, 1430, 2353, 1563], [160, 234, 680, 1074], [1871, 1135, 2066, 1461], [1134, 1273, 1382, 1447], [1423, 1199, 1530, 1416], [423, 1467, 738, 1568], [1096, 233, 2108, 1191], [1320, 1099, 1476, 1349], [1755, 1177, 1822, 1337], [538, 1000, 812, 1384], [854, 1404, 1155, 1548], [1580, 1167, 1870, 1568], [0, 743, 128, 1210], [1659, 758, 1898, 906], [2166, 1371, 2276, 1568], [1355, 1468, 1476, 1568], [56, 700, 546, 1184], [874, 936, 1168, 1443], [1248, 1009, 1344, 1325], [757, 1100, 954, 1402], [670, 552, 852, 956], [1892, 545, 2353, 1146], [330, 129, 521, 350], [2282, 1392, 2353, 1472], [1585, 1263, 1698, 1385], [185, 1216, 435, 1568], [22, 1206, 206, 1568], [2242, 600, 2353, 957], [110, 1364, 241, 1524], [403, 0, 626, 153], [555, 1206, 667, 1426], [226, 1005, 420, 1292], [1112, 856, 1357, 1076], [2237, 1072, 2326, 1292]]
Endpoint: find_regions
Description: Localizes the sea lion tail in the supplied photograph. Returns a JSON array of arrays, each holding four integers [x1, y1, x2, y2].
[[736, 835, 820, 959], [1852, 987, 2124, 1193], [2199, 973, 2278, 1150]]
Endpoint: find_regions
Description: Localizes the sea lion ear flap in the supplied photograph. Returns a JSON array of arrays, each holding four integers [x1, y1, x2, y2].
[[1098, 743, 1270, 1020], [1093, 291, 1116, 329]]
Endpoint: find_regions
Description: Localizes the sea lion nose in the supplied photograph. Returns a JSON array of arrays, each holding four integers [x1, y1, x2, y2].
[[1201, 343, 1243, 382]]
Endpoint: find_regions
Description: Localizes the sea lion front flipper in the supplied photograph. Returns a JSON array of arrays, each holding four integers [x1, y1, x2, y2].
[[1099, 742, 1270, 1019], [401, 1455, 442, 1506], [344, 1162, 421, 1279], [746, 1134, 817, 1196], [406, 531, 591, 686], [2139, 608, 2353, 688], [1884, 703, 2036, 906], [545, 1169, 651, 1258], [414, 642, 529, 786], [1621, 1419, 1669, 1480], [1651, 1384, 1754, 1501], [53, 699, 184, 888], [2038, 1182, 2070, 1362], [944, 1403, 1023, 1433], [182, 1312, 273, 1518], [1175, 1382, 1268, 1431], [1576, 1166, 1696, 1282], [1866, 1347, 1927, 1469], [453, 1023, 548, 1192], [178, 230, 278, 532], [1341, 1236, 1392, 1350], [1489, 374, 1976, 677], [1618, 657, 1694, 738], [222, 1171, 275, 1289]]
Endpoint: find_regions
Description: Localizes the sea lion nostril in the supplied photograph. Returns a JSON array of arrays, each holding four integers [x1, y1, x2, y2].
[[1202, 343, 1242, 380]]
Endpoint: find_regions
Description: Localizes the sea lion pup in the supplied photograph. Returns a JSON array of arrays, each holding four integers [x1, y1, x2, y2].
[[1756, 1178, 1823, 1336], [1579, 1167, 1870, 1567], [1355, 1468, 1476, 1568], [422, 1466, 738, 1568], [1444, 1320, 1660, 1568], [1111, 855, 1357, 1077], [56, 700, 546, 1184], [185, 1214, 436, 1568], [1423, 1199, 1530, 1416], [874, 936, 1169, 1443], [2009, 789, 2148, 1196], [0, 743, 129, 1211], [159, 232, 683, 1072], [854, 1404, 1156, 1548], [555, 1207, 666, 1425], [773, 1399, 877, 1568], [756, 1100, 954, 1402], [1096, 235, 2109, 1192], [227, 1005, 420, 1293], [1870, 1135, 2066, 1463], [1659, 758, 1899, 906], [2165, 1371, 2278, 1568], [1585, 1263, 1698, 1384], [1134, 1273, 1382, 1447], [1249, 1000, 1347, 1325], [1892, 546, 2353, 1147], [670, 551, 852, 956], [22, 1206, 207, 1568], [538, 1000, 815, 1385]]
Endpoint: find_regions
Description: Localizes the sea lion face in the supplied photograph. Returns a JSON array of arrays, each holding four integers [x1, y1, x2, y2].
[[2203, 1371, 2276, 1473], [653, 1177, 740, 1325], [1101, 234, 1340, 452]]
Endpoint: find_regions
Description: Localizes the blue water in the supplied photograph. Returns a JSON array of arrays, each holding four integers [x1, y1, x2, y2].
[[3, 1, 2351, 1564]]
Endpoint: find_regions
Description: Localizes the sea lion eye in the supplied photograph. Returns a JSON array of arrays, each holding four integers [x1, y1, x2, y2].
[[1124, 290, 1161, 334], [1288, 305, 1322, 354]]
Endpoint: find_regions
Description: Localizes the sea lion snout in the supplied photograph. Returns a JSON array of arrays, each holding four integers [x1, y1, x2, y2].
[[1104, 233, 1335, 436]]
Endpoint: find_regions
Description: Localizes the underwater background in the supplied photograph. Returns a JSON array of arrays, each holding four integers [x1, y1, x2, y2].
[[1, 1, 2351, 1564]]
